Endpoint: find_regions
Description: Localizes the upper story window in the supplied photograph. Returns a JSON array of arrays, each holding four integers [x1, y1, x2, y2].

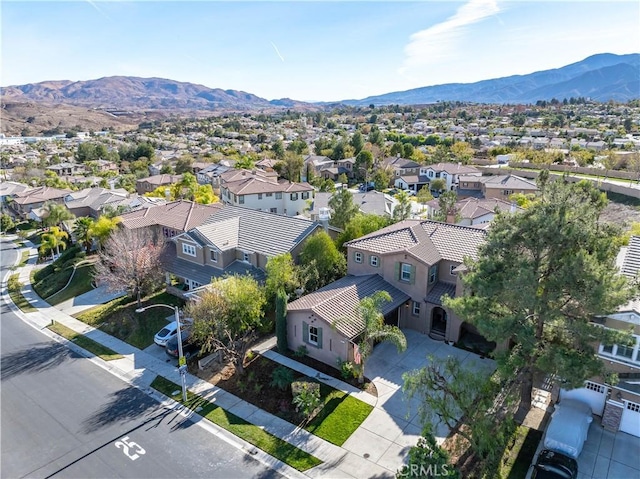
[[599, 336, 640, 364], [266, 192, 273, 197], [429, 265, 438, 283], [290, 193, 299, 201], [258, 193, 263, 200], [503, 189, 514, 196], [400, 262, 413, 282], [354, 252, 363, 263], [428, 171, 434, 178], [210, 250, 218, 262], [302, 191, 310, 200], [238, 195, 245, 204], [370, 255, 379, 267], [243, 252, 250, 262], [309, 326, 319, 346], [450, 264, 457, 275], [182, 243, 196, 257], [276, 192, 282, 199]]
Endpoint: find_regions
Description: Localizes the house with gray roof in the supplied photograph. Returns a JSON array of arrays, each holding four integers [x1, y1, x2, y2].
[[9, 186, 73, 220], [165, 205, 322, 292], [64, 187, 130, 219], [286, 219, 490, 368], [309, 190, 397, 220], [481, 174, 538, 199]]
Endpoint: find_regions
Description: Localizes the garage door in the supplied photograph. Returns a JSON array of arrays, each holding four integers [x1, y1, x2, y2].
[[560, 381, 608, 416], [620, 400, 640, 437]]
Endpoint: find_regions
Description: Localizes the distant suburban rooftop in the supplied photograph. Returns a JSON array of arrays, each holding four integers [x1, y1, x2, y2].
[[118, 200, 223, 232]]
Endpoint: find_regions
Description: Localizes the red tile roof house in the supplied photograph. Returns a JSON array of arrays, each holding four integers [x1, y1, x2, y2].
[[286, 220, 491, 368], [9, 186, 72, 220], [135, 174, 183, 195]]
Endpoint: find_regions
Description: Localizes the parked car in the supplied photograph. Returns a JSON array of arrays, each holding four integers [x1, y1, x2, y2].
[[359, 184, 375, 192], [154, 321, 182, 347], [543, 398, 593, 459], [165, 331, 199, 360], [531, 449, 578, 479]]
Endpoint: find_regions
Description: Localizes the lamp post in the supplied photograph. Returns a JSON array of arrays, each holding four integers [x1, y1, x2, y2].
[[135, 303, 187, 402]]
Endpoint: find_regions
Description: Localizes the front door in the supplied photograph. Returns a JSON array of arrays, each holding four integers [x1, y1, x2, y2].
[[431, 307, 447, 335]]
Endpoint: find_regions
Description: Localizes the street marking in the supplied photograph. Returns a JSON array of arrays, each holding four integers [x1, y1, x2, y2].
[[114, 436, 146, 461]]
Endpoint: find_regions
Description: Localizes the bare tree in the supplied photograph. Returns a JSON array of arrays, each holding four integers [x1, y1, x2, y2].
[[94, 228, 165, 307]]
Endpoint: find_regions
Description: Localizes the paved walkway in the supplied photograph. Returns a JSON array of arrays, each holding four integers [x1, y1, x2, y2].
[[2, 239, 494, 478]]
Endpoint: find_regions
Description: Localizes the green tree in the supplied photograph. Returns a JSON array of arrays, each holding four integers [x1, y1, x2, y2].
[[354, 150, 374, 182], [430, 178, 446, 194], [397, 426, 459, 478], [39, 226, 68, 259], [1, 214, 15, 232], [277, 151, 304, 182], [416, 185, 434, 211], [174, 154, 194, 174], [299, 231, 346, 291], [350, 131, 365, 154], [43, 202, 74, 229], [445, 174, 636, 417], [89, 215, 121, 249], [372, 167, 392, 190], [287, 139, 309, 155], [73, 216, 95, 254], [338, 291, 407, 383], [335, 213, 391, 250], [451, 141, 473, 164], [186, 274, 266, 375], [328, 189, 360, 230], [272, 139, 285, 160], [392, 190, 412, 222], [265, 253, 299, 301], [435, 191, 458, 223], [275, 289, 288, 354]]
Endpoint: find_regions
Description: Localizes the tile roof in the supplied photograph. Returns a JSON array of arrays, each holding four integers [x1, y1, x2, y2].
[[482, 174, 538, 190], [287, 274, 410, 338], [381, 157, 420, 169], [11, 186, 72, 205], [457, 197, 520, 220], [64, 187, 129, 211], [346, 219, 486, 262], [622, 236, 640, 279], [118, 200, 223, 232], [136, 174, 182, 186], [425, 282, 457, 305], [0, 181, 30, 197], [197, 206, 321, 257], [426, 163, 481, 175]]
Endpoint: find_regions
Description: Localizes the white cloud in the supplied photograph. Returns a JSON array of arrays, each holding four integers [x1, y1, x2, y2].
[[401, 0, 500, 74]]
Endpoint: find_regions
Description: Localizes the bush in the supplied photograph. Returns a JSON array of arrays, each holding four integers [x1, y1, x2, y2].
[[1, 214, 15, 233], [337, 358, 358, 380], [270, 366, 294, 391], [7, 275, 22, 292], [33, 245, 83, 282], [292, 381, 321, 419], [294, 345, 308, 358]]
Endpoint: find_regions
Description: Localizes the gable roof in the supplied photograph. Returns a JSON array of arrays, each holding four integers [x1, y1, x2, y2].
[[345, 219, 486, 263], [11, 186, 72, 205], [182, 205, 320, 257], [0, 181, 30, 197], [457, 197, 521, 220], [64, 187, 129, 211], [136, 174, 182, 186], [311, 191, 395, 217], [482, 174, 538, 190], [118, 200, 223, 232], [223, 175, 313, 195], [287, 274, 410, 338], [381, 157, 420, 169], [425, 162, 481, 175]]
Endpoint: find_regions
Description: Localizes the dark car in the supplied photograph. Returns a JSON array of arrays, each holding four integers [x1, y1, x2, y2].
[[359, 184, 375, 192], [532, 449, 578, 479], [165, 331, 199, 360]]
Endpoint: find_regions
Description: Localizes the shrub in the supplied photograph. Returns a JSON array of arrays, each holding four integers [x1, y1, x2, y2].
[[1, 214, 15, 233], [291, 381, 321, 419], [294, 345, 308, 358], [270, 366, 295, 390], [7, 275, 22, 292], [337, 358, 358, 380]]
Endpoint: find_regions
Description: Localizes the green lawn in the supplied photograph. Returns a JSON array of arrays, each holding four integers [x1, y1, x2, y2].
[[500, 426, 543, 479], [306, 385, 373, 446], [31, 246, 89, 300], [74, 291, 184, 349], [7, 274, 37, 313], [47, 322, 124, 361], [19, 249, 30, 267], [150, 376, 322, 472], [46, 263, 95, 305]]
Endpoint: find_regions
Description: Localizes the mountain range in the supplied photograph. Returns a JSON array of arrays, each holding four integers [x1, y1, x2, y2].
[[1, 53, 638, 116]]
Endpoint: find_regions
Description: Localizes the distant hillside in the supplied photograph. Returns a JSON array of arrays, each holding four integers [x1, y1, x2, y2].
[[1, 76, 314, 111], [342, 53, 640, 106]]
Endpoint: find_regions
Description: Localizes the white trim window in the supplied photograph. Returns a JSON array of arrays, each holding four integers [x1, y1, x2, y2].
[[599, 336, 640, 364], [290, 193, 299, 201], [276, 192, 282, 199], [243, 252, 250, 262], [238, 195, 245, 204], [354, 252, 363, 263], [412, 301, 421, 316], [210, 250, 218, 262], [429, 265, 438, 283], [309, 326, 319, 346], [370, 255, 379, 267], [182, 243, 196, 257], [401, 263, 412, 282]]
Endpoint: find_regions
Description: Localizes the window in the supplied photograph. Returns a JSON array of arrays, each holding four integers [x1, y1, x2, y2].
[[243, 252, 250, 262], [354, 252, 363, 263], [602, 344, 614, 354], [428, 171, 434, 178], [401, 263, 412, 282], [302, 191, 310, 200], [182, 243, 196, 257], [600, 337, 639, 364], [210, 250, 218, 262], [450, 264, 457, 275], [617, 344, 635, 360], [270, 207, 277, 213], [276, 192, 282, 199], [503, 189, 514, 196], [412, 301, 421, 316], [258, 193, 262, 200], [238, 195, 245, 204], [429, 265, 438, 283], [309, 326, 319, 345], [266, 192, 273, 197], [290, 193, 299, 201], [370, 255, 379, 267]]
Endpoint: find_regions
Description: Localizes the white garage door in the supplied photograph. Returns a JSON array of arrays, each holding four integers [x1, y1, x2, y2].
[[560, 381, 608, 416], [620, 400, 640, 437]]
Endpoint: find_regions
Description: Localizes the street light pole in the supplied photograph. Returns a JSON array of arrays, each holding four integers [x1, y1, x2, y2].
[[135, 303, 188, 403]]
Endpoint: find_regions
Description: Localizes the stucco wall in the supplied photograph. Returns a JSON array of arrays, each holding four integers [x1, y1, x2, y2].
[[287, 310, 349, 368]]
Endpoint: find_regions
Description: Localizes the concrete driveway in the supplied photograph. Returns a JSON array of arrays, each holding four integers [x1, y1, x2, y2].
[[577, 421, 640, 479], [343, 329, 495, 473], [55, 285, 126, 316]]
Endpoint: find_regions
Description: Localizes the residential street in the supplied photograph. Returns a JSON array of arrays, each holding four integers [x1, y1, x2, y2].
[[0, 239, 282, 479]]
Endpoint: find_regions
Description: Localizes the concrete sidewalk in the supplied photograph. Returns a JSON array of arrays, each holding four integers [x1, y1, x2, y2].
[[4, 240, 409, 478]]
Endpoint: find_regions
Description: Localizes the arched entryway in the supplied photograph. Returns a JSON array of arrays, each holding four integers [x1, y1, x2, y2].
[[430, 306, 447, 340]]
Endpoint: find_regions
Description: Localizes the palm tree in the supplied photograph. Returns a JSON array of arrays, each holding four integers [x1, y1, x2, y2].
[[43, 202, 74, 229], [39, 226, 68, 259], [338, 291, 407, 383], [73, 217, 95, 254]]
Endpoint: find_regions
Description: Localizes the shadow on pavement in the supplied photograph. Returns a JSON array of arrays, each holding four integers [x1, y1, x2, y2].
[[0, 342, 73, 380], [82, 386, 164, 434]]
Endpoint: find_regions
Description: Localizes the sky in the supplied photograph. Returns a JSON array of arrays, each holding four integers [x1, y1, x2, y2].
[[2, 1, 639, 102]]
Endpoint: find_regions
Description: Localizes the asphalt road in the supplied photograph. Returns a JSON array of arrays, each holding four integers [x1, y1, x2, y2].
[[0, 239, 282, 479]]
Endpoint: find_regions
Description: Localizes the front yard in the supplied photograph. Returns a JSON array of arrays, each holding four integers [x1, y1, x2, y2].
[[74, 291, 184, 349]]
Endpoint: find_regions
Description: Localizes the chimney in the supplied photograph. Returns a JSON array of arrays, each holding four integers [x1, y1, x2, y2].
[[318, 207, 331, 232], [446, 213, 456, 224], [165, 187, 171, 200]]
